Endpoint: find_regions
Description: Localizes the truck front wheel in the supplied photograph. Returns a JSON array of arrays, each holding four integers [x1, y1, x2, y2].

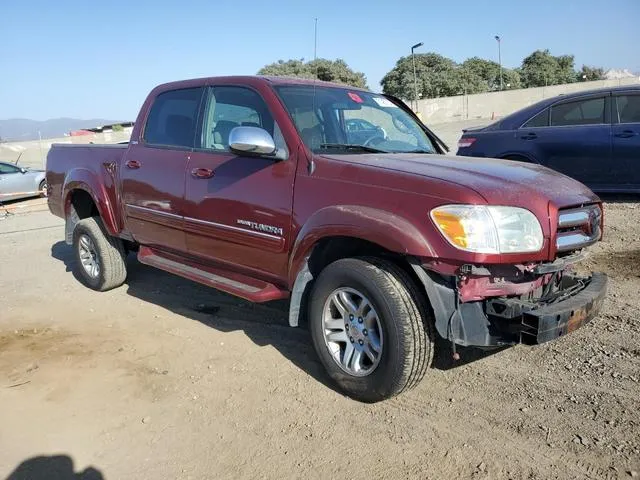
[[72, 217, 127, 291], [309, 257, 434, 402]]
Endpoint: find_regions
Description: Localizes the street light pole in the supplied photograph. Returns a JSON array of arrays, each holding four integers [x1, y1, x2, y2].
[[411, 42, 423, 112], [38, 130, 44, 170], [494, 35, 503, 90]]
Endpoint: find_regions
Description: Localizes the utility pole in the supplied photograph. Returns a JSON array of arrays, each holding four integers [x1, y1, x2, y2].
[[314, 18, 318, 63], [411, 42, 423, 112], [38, 130, 44, 169], [494, 35, 503, 90]]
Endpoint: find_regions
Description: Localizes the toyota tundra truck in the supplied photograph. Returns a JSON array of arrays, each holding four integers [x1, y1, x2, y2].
[[46, 76, 607, 402]]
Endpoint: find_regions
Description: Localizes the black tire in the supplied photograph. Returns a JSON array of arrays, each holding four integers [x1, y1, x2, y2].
[[72, 216, 127, 291], [38, 180, 47, 198], [309, 257, 434, 402]]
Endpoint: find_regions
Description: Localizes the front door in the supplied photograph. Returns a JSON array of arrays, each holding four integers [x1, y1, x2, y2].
[[612, 91, 640, 188], [120, 87, 204, 252], [184, 85, 296, 282]]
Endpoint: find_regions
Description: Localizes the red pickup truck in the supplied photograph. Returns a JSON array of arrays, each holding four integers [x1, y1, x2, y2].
[[47, 76, 607, 402]]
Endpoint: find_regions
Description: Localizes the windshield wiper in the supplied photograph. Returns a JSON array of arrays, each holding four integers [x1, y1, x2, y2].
[[319, 143, 388, 154], [401, 148, 435, 154]]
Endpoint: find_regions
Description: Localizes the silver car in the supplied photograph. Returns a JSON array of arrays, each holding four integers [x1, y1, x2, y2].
[[0, 161, 47, 202]]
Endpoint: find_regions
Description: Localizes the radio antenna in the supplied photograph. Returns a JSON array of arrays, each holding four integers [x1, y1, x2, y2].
[[309, 17, 318, 175], [314, 17, 318, 64]]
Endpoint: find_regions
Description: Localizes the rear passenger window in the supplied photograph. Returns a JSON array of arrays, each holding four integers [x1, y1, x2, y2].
[[522, 109, 549, 128], [551, 97, 605, 127], [143, 88, 203, 148], [616, 95, 640, 123]]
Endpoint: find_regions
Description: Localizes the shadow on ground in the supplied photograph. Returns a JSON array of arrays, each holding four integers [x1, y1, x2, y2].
[[599, 193, 640, 204], [5, 455, 103, 480], [586, 249, 640, 279], [51, 242, 506, 391]]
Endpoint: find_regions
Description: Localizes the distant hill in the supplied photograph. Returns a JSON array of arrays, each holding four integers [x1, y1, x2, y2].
[[0, 118, 125, 141]]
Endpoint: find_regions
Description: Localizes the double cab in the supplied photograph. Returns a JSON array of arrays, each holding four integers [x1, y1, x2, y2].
[[47, 76, 607, 402]]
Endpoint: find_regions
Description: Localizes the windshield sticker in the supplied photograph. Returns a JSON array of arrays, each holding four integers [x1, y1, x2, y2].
[[348, 92, 363, 103], [373, 97, 395, 108]]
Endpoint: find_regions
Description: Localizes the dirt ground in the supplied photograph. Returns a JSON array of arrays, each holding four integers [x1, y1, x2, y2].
[[0, 197, 639, 480]]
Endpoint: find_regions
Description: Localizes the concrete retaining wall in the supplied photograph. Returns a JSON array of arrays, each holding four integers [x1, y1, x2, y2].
[[415, 77, 640, 124]]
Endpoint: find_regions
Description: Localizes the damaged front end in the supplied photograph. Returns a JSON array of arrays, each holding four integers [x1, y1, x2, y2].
[[411, 252, 608, 348]]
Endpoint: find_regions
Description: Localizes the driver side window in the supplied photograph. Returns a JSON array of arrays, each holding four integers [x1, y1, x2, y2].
[[200, 86, 288, 159]]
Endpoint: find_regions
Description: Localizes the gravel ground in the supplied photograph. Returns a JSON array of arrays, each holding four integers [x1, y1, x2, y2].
[[0, 198, 638, 480]]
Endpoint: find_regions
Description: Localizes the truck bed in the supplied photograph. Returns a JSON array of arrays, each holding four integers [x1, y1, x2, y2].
[[46, 143, 128, 221]]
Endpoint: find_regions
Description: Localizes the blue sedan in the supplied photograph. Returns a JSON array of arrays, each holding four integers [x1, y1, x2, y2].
[[456, 85, 640, 192]]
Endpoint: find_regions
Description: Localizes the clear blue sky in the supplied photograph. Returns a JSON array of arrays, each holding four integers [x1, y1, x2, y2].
[[1, 0, 638, 121]]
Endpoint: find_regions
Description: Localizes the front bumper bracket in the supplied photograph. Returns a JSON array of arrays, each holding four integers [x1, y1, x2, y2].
[[519, 273, 607, 344], [410, 260, 607, 347]]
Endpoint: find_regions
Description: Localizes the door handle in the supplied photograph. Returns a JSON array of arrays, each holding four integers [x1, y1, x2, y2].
[[614, 130, 638, 138], [125, 159, 141, 169], [191, 167, 214, 179], [520, 133, 538, 140]]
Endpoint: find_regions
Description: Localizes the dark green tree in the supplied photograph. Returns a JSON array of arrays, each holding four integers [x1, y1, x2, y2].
[[258, 59, 312, 79], [520, 49, 576, 87], [382, 53, 526, 100], [461, 57, 521, 91], [576, 65, 605, 82], [381, 49, 606, 100], [556, 54, 578, 84], [381, 53, 464, 100], [257, 58, 367, 88]]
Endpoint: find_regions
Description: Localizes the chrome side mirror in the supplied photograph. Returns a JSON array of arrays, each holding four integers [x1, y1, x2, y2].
[[228, 126, 276, 156]]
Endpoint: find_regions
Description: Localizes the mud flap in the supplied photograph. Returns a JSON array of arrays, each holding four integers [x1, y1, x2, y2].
[[288, 260, 314, 327], [65, 206, 80, 245]]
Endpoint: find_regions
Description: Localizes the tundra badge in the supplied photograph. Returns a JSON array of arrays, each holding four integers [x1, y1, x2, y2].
[[236, 219, 283, 237]]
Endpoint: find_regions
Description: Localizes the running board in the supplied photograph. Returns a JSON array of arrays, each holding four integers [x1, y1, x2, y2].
[[137, 246, 289, 303]]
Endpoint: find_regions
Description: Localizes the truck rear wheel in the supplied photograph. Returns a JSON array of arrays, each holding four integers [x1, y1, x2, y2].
[[309, 257, 434, 402], [72, 217, 127, 291]]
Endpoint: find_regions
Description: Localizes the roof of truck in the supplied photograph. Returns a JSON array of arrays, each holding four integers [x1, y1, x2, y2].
[[153, 75, 370, 93], [261, 76, 369, 90]]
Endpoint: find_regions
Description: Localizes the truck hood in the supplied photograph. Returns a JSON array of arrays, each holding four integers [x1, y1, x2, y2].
[[323, 153, 599, 209]]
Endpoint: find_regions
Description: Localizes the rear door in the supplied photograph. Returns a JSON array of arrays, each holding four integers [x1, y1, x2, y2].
[[120, 87, 204, 252], [612, 91, 640, 188], [184, 84, 296, 281], [517, 94, 612, 186]]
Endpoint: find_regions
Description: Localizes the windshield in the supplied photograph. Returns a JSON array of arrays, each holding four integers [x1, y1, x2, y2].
[[275, 85, 436, 154]]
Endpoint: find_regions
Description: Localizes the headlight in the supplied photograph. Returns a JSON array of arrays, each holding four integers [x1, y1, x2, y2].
[[430, 205, 543, 254]]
